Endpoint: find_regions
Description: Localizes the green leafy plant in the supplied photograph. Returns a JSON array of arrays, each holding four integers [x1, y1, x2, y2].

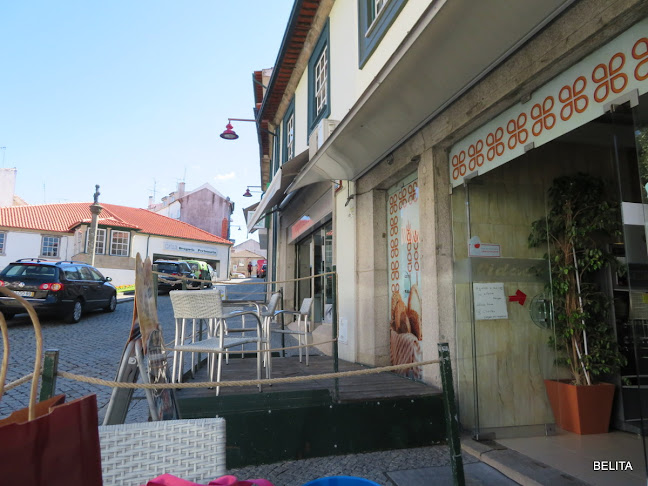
[[528, 173, 626, 385]]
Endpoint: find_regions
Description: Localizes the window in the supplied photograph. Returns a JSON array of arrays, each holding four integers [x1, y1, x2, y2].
[[109, 230, 130, 256], [63, 266, 82, 280], [308, 20, 331, 132], [0, 232, 5, 254], [41, 236, 60, 258], [358, 0, 407, 67], [283, 98, 296, 164], [85, 228, 106, 254]]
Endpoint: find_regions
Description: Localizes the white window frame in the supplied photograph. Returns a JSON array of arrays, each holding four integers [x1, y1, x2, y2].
[[41, 235, 61, 258], [314, 46, 328, 117], [0, 232, 5, 254], [286, 113, 295, 160], [109, 230, 130, 256], [85, 228, 106, 255]]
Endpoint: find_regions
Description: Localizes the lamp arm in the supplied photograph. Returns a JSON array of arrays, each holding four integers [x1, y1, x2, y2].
[[227, 118, 276, 137]]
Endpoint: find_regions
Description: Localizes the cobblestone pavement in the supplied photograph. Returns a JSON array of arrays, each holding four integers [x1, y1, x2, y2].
[[0, 294, 177, 423], [226, 446, 479, 486]]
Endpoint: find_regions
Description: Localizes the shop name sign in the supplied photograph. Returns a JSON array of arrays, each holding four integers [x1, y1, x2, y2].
[[449, 19, 648, 188], [163, 241, 219, 257]]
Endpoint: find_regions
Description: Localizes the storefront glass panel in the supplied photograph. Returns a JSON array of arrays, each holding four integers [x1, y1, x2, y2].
[[455, 93, 648, 477], [295, 220, 333, 324], [454, 165, 557, 438]]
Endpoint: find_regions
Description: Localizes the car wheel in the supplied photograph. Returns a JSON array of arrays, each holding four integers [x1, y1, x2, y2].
[[65, 299, 83, 324], [104, 294, 117, 313]]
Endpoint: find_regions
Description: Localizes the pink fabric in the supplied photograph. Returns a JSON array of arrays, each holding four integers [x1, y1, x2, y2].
[[142, 474, 274, 486]]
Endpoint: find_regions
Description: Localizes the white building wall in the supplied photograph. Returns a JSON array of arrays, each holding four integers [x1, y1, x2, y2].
[[293, 73, 310, 157], [328, 1, 360, 122], [334, 181, 357, 362], [0, 230, 75, 270]]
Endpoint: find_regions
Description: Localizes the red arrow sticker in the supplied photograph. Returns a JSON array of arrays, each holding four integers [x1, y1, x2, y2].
[[508, 290, 527, 306]]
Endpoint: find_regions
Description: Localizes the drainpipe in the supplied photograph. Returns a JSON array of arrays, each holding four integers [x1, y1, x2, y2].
[[271, 210, 278, 293]]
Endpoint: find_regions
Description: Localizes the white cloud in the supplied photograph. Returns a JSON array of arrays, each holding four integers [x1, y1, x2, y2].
[[214, 172, 235, 181]]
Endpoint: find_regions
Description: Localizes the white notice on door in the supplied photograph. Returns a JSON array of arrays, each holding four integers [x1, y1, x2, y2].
[[473, 282, 508, 320]]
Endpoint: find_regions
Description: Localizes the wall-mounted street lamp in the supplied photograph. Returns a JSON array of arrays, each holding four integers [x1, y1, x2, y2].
[[243, 186, 263, 197], [220, 118, 276, 140]]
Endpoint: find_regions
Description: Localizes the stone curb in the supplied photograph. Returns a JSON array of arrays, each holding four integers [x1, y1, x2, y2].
[[461, 437, 589, 486]]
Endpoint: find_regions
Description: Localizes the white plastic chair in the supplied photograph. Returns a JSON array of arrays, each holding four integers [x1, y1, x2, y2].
[[169, 289, 265, 395], [271, 298, 314, 365]]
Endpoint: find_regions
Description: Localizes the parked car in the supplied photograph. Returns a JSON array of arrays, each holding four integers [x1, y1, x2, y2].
[[0, 258, 117, 323], [258, 264, 267, 279], [183, 260, 214, 288], [154, 260, 198, 292]]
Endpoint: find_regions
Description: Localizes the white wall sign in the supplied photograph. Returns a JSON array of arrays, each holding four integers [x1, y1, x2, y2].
[[468, 236, 501, 257], [163, 241, 220, 257], [473, 282, 509, 320], [450, 19, 648, 187]]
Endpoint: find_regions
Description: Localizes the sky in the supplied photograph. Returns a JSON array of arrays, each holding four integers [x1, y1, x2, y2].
[[0, 0, 294, 245]]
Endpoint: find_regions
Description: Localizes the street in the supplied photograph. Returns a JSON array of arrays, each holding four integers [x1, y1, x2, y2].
[[0, 279, 267, 423]]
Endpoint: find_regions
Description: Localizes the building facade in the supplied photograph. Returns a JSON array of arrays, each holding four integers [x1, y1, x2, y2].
[[148, 182, 235, 241], [246, 0, 648, 451]]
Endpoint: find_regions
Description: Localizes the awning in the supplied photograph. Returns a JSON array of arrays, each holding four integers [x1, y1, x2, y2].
[[247, 150, 309, 233], [288, 0, 574, 192], [242, 202, 260, 228]]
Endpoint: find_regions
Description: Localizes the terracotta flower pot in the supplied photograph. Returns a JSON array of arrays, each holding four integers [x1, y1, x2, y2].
[[544, 379, 615, 434]]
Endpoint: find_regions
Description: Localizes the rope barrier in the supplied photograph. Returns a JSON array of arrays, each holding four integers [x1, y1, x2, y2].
[[165, 338, 338, 354], [152, 270, 336, 287], [4, 373, 36, 392], [55, 359, 441, 390]]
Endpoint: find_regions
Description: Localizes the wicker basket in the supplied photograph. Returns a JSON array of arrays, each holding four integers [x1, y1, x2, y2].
[[98, 417, 226, 485]]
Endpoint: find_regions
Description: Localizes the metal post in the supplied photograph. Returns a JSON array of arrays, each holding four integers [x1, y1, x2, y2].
[[438, 342, 465, 486], [39, 349, 59, 401], [332, 265, 339, 401], [152, 264, 159, 306]]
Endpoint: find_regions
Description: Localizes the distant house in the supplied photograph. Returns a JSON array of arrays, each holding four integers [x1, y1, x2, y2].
[[0, 202, 232, 286], [232, 239, 267, 259], [148, 182, 235, 241]]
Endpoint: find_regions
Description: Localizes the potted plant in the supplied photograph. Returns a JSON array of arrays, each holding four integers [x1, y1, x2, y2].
[[528, 173, 626, 434]]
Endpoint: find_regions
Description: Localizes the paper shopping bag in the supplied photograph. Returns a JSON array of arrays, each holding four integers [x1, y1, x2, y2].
[[0, 393, 103, 486]]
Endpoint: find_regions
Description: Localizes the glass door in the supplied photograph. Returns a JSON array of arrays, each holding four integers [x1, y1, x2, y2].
[[457, 171, 557, 439], [609, 93, 648, 475]]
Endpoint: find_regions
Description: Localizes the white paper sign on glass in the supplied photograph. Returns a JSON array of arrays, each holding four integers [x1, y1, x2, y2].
[[473, 282, 509, 320]]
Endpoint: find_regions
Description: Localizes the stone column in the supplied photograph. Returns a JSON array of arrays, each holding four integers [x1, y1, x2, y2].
[[88, 185, 103, 266]]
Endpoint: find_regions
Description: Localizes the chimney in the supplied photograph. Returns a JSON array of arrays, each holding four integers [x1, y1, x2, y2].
[[0, 168, 17, 207], [178, 182, 186, 198], [148, 195, 154, 209]]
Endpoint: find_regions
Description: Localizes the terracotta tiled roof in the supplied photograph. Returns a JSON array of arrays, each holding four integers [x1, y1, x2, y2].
[[0, 202, 232, 245]]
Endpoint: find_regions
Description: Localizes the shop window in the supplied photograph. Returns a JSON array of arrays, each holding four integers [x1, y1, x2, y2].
[[41, 235, 60, 258], [109, 230, 130, 256], [357, 0, 407, 68], [0, 232, 5, 254], [283, 98, 295, 163], [85, 228, 106, 254], [308, 20, 330, 133]]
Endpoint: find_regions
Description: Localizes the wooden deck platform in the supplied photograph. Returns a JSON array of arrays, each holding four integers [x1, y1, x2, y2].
[[175, 354, 447, 467], [176, 354, 441, 402]]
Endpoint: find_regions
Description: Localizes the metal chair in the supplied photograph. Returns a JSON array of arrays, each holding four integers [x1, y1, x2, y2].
[[270, 298, 314, 365], [169, 289, 265, 395]]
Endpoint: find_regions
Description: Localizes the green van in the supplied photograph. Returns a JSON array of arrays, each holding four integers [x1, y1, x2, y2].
[[183, 260, 214, 288]]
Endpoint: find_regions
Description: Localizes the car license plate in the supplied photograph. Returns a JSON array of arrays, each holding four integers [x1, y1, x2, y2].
[[13, 291, 34, 297]]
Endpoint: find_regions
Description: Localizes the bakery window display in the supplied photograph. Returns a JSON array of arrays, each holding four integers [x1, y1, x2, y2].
[[390, 285, 422, 379]]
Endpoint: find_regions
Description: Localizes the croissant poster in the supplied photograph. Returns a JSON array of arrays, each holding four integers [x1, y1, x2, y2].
[[388, 173, 422, 380]]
